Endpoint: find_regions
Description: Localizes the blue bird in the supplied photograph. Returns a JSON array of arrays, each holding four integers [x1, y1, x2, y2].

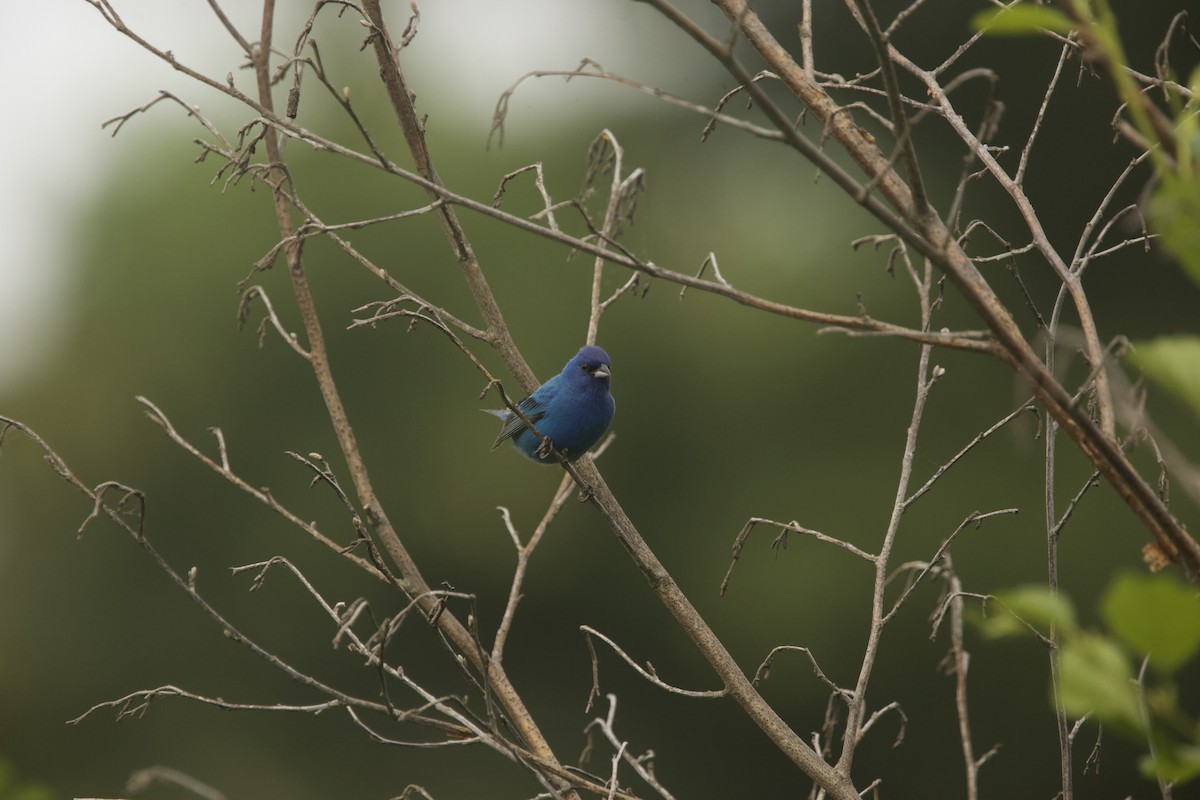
[[487, 345, 616, 463]]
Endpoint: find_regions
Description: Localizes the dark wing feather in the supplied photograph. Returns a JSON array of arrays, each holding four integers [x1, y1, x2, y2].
[[491, 379, 557, 448]]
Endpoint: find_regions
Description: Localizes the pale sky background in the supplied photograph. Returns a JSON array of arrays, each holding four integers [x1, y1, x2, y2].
[[0, 0, 711, 389], [1, 1, 253, 387]]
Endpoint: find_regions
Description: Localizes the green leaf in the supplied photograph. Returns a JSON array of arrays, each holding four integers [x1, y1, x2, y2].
[[1140, 741, 1200, 785], [1059, 633, 1143, 733], [1102, 572, 1200, 673], [989, 586, 1078, 637], [1127, 335, 1200, 422], [1172, 67, 1200, 171], [1148, 178, 1200, 287], [971, 4, 1074, 36], [971, 604, 1027, 639]]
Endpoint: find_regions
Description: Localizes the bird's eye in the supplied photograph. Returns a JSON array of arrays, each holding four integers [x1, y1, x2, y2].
[[582, 364, 594, 372]]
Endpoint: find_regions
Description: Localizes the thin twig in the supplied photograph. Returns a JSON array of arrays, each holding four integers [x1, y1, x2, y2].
[[491, 473, 575, 663], [905, 401, 1037, 508], [722, 517, 875, 597], [581, 626, 728, 700], [584, 694, 678, 800]]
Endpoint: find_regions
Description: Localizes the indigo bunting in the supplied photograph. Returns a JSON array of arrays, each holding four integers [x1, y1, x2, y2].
[[487, 345, 615, 463]]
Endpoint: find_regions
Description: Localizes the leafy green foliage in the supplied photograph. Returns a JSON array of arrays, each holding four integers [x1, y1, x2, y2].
[[974, 585, 1077, 639], [1127, 335, 1200, 423], [1150, 176, 1200, 286], [973, 576, 1200, 786], [970, 4, 1073, 36], [1102, 571, 1200, 673], [1143, 737, 1200, 785], [1059, 632, 1142, 734], [978, 3, 1200, 294]]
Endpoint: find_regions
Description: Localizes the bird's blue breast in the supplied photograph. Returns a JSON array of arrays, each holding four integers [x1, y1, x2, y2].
[[490, 345, 616, 463], [514, 382, 614, 463]]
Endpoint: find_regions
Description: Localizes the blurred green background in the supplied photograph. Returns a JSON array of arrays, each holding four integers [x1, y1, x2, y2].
[[2, 1, 1198, 798]]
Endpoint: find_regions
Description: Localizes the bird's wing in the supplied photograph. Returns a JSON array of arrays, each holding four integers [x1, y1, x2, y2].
[[491, 378, 557, 447]]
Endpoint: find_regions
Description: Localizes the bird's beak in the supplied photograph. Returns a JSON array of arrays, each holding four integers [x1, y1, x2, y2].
[[594, 365, 611, 379]]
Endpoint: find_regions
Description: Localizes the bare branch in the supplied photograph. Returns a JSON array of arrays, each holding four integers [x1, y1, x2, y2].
[[490, 59, 785, 149], [128, 765, 228, 800], [134, 396, 381, 576], [905, 400, 1038, 508], [237, 285, 312, 358], [584, 694, 678, 800], [884, 508, 1020, 624], [1016, 37, 1074, 185], [752, 645, 852, 701], [491, 474, 575, 663], [722, 517, 875, 597], [581, 626, 727, 700]]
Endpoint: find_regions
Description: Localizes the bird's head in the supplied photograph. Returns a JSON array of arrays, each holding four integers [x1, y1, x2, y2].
[[565, 345, 612, 387]]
